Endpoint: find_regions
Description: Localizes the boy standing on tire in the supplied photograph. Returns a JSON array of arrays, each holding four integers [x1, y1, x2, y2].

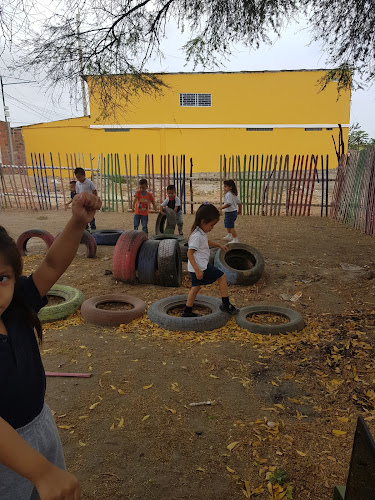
[[160, 185, 184, 235], [74, 168, 98, 232], [133, 179, 157, 235]]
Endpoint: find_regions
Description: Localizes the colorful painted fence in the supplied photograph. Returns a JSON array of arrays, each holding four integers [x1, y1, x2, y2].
[[0, 153, 193, 213], [331, 147, 375, 236], [220, 154, 332, 216]]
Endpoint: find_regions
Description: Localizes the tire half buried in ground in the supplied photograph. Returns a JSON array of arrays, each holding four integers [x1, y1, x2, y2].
[[38, 284, 85, 323], [55, 230, 97, 258], [137, 239, 160, 284], [235, 305, 304, 335], [214, 243, 264, 285], [92, 230, 123, 246], [17, 229, 55, 256], [81, 294, 146, 327], [148, 294, 230, 332], [157, 238, 182, 287]]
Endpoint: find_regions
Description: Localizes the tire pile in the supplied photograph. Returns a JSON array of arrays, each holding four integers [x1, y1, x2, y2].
[[113, 230, 182, 287]]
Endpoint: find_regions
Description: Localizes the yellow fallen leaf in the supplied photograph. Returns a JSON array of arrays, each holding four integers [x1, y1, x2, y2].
[[103, 370, 111, 374], [87, 352, 92, 357], [117, 416, 124, 428], [143, 384, 153, 390], [58, 424, 75, 430], [297, 450, 306, 457], [271, 381, 279, 386], [171, 382, 180, 392], [78, 415, 89, 420], [333, 429, 347, 436], [227, 441, 240, 451], [243, 480, 251, 498], [275, 404, 285, 410], [89, 402, 100, 410], [337, 416, 349, 423], [78, 440, 86, 447], [226, 466, 235, 473], [79, 345, 87, 349], [164, 406, 176, 414], [253, 485, 264, 494], [210, 375, 219, 379], [118, 389, 125, 395], [131, 359, 138, 362], [196, 467, 205, 472], [110, 385, 117, 390], [142, 415, 150, 421], [110, 422, 115, 431]]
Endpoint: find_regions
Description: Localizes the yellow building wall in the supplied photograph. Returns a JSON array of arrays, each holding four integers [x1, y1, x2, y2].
[[23, 70, 350, 175]]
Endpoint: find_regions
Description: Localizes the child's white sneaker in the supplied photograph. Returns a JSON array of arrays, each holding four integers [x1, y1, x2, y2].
[[229, 238, 239, 244], [224, 234, 233, 241]]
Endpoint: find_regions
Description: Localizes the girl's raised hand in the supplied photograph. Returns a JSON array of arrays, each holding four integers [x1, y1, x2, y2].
[[71, 193, 102, 225], [35, 464, 81, 500]]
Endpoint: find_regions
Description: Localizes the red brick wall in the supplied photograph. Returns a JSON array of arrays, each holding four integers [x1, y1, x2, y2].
[[0, 121, 26, 165]]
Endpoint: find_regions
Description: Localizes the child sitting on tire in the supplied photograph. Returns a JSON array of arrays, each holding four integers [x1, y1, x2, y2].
[[160, 185, 184, 235], [183, 203, 239, 317]]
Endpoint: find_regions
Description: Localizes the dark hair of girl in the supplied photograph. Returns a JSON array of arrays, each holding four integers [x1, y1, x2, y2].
[[224, 179, 238, 196], [0, 226, 43, 343], [190, 203, 220, 233]]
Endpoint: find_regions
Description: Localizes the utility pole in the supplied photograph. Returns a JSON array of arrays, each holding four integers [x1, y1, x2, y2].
[[0, 76, 15, 166], [76, 13, 88, 117]]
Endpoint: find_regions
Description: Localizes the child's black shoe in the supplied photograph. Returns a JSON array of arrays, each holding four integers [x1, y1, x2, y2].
[[220, 303, 239, 315], [182, 311, 202, 318]]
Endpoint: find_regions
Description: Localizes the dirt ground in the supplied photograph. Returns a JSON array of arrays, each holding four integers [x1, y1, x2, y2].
[[2, 208, 375, 499]]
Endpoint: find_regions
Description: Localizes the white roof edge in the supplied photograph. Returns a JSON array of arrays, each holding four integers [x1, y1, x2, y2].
[[91, 124, 349, 130]]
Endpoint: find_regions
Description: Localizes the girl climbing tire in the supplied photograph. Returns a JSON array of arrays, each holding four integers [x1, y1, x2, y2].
[[113, 230, 148, 283], [214, 243, 264, 285], [137, 239, 160, 284], [17, 229, 54, 256], [235, 305, 304, 335], [81, 294, 146, 327], [148, 294, 230, 332], [38, 284, 85, 323], [157, 238, 182, 287], [92, 230, 123, 246]]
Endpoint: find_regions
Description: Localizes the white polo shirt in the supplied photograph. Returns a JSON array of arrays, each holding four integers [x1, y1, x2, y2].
[[187, 227, 210, 272], [224, 191, 241, 212], [75, 178, 96, 194]]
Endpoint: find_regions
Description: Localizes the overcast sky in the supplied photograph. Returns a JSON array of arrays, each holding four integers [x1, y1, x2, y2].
[[2, 17, 375, 138]]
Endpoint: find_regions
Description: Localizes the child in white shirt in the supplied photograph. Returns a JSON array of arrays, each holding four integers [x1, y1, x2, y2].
[[220, 180, 241, 243], [183, 203, 239, 317]]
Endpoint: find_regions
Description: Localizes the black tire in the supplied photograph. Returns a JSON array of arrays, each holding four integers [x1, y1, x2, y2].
[[180, 244, 217, 264], [157, 239, 182, 287], [38, 284, 85, 323], [148, 294, 230, 332], [179, 241, 189, 262], [214, 243, 264, 285], [155, 207, 176, 234], [150, 234, 186, 242], [137, 240, 160, 284], [235, 305, 304, 335], [92, 230, 123, 246]]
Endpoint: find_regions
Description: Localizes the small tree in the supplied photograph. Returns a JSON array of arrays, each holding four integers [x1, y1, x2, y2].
[[348, 123, 373, 151]]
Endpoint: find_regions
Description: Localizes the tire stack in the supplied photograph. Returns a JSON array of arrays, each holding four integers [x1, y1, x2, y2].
[[113, 230, 182, 287]]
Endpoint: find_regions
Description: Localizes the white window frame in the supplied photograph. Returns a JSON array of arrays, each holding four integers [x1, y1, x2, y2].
[[179, 93, 212, 107]]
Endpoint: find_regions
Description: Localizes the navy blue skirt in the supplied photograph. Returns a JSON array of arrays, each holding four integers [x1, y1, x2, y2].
[[190, 264, 224, 286]]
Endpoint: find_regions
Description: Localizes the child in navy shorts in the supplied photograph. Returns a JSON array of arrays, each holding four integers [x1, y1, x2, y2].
[[221, 179, 241, 243], [183, 203, 239, 317]]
